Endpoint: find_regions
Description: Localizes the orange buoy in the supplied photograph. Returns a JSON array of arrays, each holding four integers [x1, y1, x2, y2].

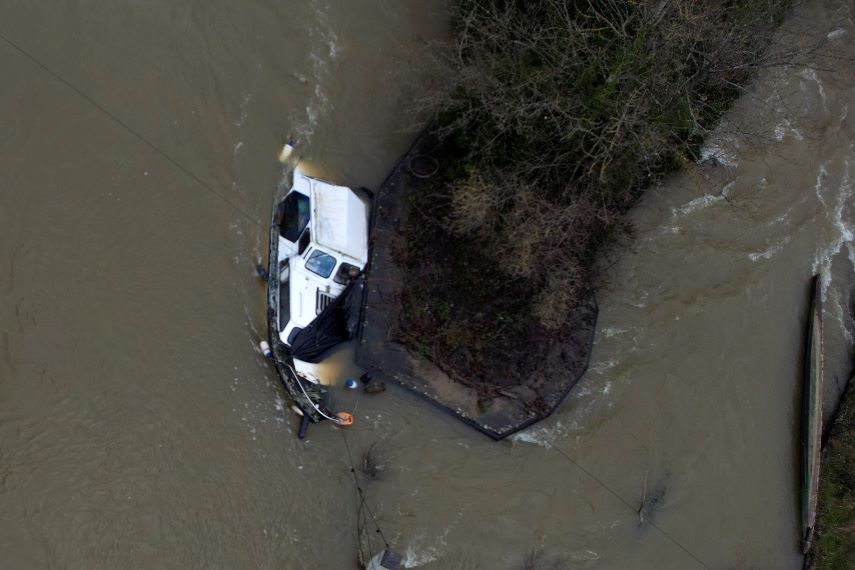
[[335, 412, 354, 427]]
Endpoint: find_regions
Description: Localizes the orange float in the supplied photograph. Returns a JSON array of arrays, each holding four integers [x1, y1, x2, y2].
[[335, 412, 354, 427]]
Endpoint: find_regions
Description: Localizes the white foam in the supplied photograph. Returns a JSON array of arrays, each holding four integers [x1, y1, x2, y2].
[[811, 156, 855, 295], [699, 139, 739, 167], [771, 205, 794, 226], [601, 327, 628, 338], [671, 193, 725, 218], [589, 359, 618, 374], [800, 67, 827, 107], [327, 34, 340, 59], [401, 547, 438, 568], [297, 1, 341, 140], [773, 118, 804, 141], [748, 235, 792, 262], [401, 530, 448, 568], [235, 63, 262, 127], [570, 549, 601, 562], [814, 162, 830, 205], [830, 287, 855, 344], [509, 420, 565, 448]]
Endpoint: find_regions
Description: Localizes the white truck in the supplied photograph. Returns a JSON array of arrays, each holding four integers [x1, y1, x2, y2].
[[272, 166, 370, 385]]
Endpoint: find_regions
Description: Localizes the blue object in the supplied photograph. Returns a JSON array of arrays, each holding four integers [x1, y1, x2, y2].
[[345, 379, 358, 390], [256, 263, 269, 281]]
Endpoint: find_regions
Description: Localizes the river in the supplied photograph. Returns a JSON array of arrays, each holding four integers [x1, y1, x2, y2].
[[0, 0, 852, 569]]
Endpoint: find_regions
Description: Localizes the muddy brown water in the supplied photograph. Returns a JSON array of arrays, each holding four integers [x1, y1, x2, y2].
[[1, 1, 853, 568]]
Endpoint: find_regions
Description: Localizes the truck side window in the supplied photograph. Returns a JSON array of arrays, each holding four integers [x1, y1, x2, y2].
[[334, 262, 360, 285], [279, 192, 310, 242], [297, 229, 310, 255]]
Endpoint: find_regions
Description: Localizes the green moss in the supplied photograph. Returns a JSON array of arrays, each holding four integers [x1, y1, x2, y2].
[[815, 379, 855, 569]]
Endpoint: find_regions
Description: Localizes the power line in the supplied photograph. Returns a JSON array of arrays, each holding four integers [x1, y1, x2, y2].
[[339, 430, 391, 551], [550, 443, 711, 570], [0, 29, 261, 227]]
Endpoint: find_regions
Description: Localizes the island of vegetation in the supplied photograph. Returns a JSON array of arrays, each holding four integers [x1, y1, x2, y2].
[[358, 0, 793, 437]]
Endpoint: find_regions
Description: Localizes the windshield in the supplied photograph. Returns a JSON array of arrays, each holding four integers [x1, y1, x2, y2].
[[305, 249, 337, 278], [279, 192, 310, 242]]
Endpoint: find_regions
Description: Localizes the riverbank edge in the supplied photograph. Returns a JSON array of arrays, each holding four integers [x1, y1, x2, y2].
[[808, 373, 855, 569], [355, 135, 598, 439]]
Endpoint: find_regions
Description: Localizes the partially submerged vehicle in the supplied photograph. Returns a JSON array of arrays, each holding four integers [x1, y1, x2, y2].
[[264, 165, 370, 435]]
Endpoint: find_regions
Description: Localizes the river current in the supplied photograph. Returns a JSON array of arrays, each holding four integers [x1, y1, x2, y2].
[[0, 0, 853, 568]]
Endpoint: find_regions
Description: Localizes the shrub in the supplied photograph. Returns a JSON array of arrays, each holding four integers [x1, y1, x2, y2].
[[396, 0, 795, 384]]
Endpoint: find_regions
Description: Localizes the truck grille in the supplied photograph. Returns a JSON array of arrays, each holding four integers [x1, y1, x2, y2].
[[316, 290, 336, 315]]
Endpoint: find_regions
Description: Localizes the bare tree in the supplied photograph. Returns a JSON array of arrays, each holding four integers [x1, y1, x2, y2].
[[396, 0, 825, 384]]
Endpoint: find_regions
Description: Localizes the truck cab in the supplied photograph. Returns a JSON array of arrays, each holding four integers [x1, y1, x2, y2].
[[275, 167, 369, 383]]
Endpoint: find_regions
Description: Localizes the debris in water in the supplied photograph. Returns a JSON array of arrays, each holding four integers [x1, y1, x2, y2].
[[364, 378, 386, 394], [360, 442, 383, 480], [278, 140, 296, 163], [637, 469, 669, 526]]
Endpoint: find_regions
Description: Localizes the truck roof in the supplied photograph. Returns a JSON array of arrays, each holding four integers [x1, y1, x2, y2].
[[305, 174, 369, 264]]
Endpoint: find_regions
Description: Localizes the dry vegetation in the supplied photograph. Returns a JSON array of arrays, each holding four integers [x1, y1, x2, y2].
[[395, 0, 793, 386]]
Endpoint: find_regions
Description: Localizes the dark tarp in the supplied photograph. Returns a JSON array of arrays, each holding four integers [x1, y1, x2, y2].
[[288, 275, 364, 363]]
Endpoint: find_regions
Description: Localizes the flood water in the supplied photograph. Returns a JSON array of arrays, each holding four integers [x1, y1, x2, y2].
[[1, 1, 853, 569]]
